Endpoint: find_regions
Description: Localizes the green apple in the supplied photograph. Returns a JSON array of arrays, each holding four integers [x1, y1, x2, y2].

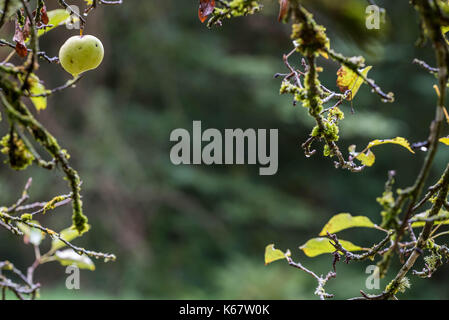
[[59, 35, 104, 77]]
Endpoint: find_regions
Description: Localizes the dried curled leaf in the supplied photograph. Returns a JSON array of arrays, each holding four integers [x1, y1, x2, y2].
[[38, 3, 49, 25], [198, 0, 215, 23], [13, 21, 28, 58], [336, 65, 372, 100], [278, 0, 289, 22]]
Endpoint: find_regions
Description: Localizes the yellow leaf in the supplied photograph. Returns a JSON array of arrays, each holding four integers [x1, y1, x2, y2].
[[443, 107, 449, 124], [356, 149, 376, 167], [366, 137, 415, 154], [55, 249, 95, 271], [336, 65, 372, 101], [300, 238, 365, 258], [51, 224, 90, 253], [434, 84, 441, 97], [319, 213, 375, 236], [28, 74, 49, 111], [353, 137, 415, 167], [440, 137, 449, 145], [264, 244, 290, 265]]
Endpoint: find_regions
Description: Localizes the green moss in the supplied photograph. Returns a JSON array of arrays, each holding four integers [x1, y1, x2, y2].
[[386, 277, 411, 295], [328, 107, 345, 121], [20, 213, 33, 221], [323, 122, 339, 142], [323, 144, 334, 157], [311, 125, 321, 137], [208, 0, 262, 27], [280, 80, 299, 95], [290, 9, 330, 57], [43, 196, 67, 214], [0, 133, 34, 170], [72, 211, 89, 234], [226, 0, 261, 17], [424, 253, 442, 271], [377, 190, 399, 229]]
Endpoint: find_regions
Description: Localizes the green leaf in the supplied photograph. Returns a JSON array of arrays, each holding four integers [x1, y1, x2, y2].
[[355, 149, 376, 167], [55, 249, 95, 271], [37, 9, 73, 38], [336, 65, 372, 100], [51, 224, 90, 252], [440, 137, 449, 146], [300, 238, 365, 258], [16, 220, 45, 246], [264, 244, 290, 265], [319, 213, 375, 236]]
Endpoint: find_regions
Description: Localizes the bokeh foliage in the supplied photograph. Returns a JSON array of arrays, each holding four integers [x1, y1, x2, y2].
[[1, 0, 449, 299]]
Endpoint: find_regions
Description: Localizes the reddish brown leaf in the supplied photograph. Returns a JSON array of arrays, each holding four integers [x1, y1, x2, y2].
[[199, 0, 215, 23], [41, 4, 49, 25], [23, 18, 31, 39], [336, 66, 349, 93], [278, 0, 290, 22], [15, 42, 28, 57], [13, 21, 28, 58]]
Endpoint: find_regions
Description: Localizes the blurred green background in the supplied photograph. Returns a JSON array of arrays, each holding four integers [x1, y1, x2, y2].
[[1, 0, 449, 299]]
